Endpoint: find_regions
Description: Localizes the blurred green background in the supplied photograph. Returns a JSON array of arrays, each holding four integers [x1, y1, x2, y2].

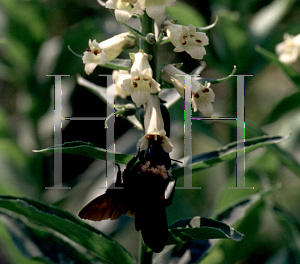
[[0, 0, 300, 263]]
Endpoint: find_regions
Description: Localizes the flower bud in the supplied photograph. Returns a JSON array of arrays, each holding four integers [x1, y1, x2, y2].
[[116, 103, 136, 116], [146, 33, 156, 44]]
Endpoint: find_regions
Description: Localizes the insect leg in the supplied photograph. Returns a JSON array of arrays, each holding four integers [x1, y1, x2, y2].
[[164, 177, 177, 207], [137, 149, 146, 164]]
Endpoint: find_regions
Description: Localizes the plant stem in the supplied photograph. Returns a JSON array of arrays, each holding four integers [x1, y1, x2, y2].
[[138, 234, 153, 264], [140, 14, 158, 81]]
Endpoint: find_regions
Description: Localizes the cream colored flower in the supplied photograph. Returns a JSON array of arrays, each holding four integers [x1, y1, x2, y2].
[[112, 70, 132, 98], [139, 0, 176, 21], [162, 21, 209, 60], [161, 64, 215, 116], [105, 0, 144, 22], [121, 52, 160, 107], [275, 33, 300, 64], [191, 81, 214, 116], [105, 0, 176, 22], [139, 95, 173, 153], [82, 33, 135, 75]]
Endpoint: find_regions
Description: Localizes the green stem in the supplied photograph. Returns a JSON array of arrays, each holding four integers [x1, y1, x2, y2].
[[138, 234, 153, 264], [140, 14, 158, 81]]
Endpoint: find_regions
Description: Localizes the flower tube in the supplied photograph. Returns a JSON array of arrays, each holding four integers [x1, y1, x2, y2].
[[83, 33, 135, 75], [161, 64, 215, 116], [139, 95, 173, 153], [162, 21, 209, 60], [121, 52, 160, 107]]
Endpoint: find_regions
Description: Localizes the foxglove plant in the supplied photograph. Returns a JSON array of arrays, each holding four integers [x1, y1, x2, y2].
[[77, 0, 241, 261]]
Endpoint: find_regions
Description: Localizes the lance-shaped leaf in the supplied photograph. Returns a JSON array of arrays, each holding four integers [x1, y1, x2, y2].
[[213, 185, 281, 225], [34, 134, 289, 174], [0, 196, 135, 264], [119, 22, 146, 40], [1, 214, 93, 264], [172, 134, 289, 177], [100, 58, 132, 71], [167, 216, 243, 245], [262, 92, 300, 125], [158, 186, 279, 264], [33, 140, 134, 165]]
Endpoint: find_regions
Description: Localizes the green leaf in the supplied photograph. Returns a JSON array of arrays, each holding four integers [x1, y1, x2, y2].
[[0, 219, 45, 264], [165, 2, 206, 27], [268, 144, 300, 178], [249, 0, 297, 43], [167, 217, 243, 245], [214, 185, 281, 225], [1, 214, 93, 264], [197, 186, 281, 264], [100, 58, 132, 71], [33, 140, 134, 165], [271, 206, 300, 263], [255, 46, 300, 89], [0, 196, 135, 264], [172, 135, 289, 177], [119, 22, 146, 40], [263, 92, 300, 124]]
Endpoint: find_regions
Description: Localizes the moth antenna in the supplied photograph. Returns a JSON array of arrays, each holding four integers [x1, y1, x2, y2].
[[170, 158, 183, 164], [115, 163, 122, 186], [115, 163, 121, 171], [137, 147, 141, 156]]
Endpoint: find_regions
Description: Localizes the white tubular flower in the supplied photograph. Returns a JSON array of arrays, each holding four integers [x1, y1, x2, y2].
[[105, 0, 144, 22], [161, 64, 215, 116], [83, 33, 135, 75], [275, 33, 300, 64], [138, 0, 176, 21], [105, 0, 176, 22], [112, 70, 132, 98], [139, 95, 173, 153], [121, 52, 160, 107], [192, 81, 214, 117], [162, 21, 209, 60]]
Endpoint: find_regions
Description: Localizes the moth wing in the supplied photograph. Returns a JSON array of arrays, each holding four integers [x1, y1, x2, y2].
[[78, 189, 127, 221], [135, 202, 168, 253]]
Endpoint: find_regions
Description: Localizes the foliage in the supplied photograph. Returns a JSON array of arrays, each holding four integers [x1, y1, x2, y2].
[[0, 0, 300, 263]]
